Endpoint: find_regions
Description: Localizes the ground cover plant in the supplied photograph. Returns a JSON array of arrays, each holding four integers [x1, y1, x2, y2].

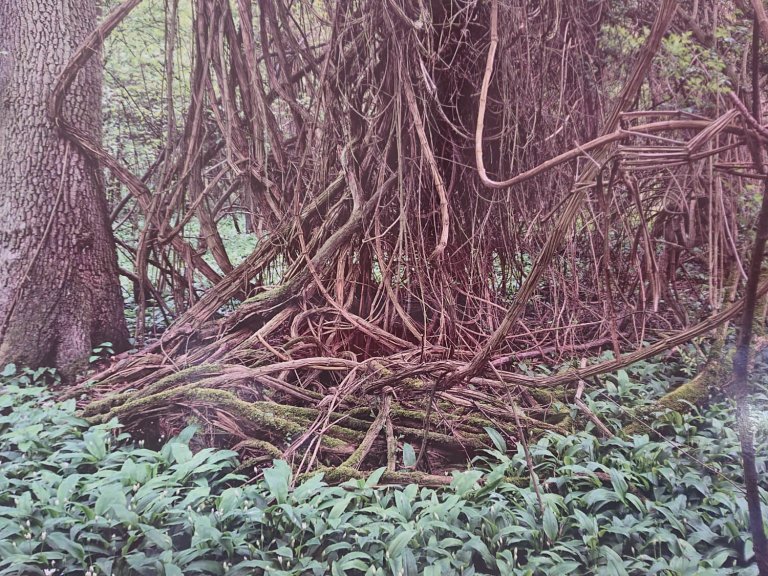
[[0, 359, 766, 576]]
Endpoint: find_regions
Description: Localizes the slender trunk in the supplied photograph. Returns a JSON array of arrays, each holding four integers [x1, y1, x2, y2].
[[733, 170, 768, 576]]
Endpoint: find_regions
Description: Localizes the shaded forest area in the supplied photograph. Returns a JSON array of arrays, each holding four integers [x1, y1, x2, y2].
[[2, 0, 768, 572], [2, 0, 768, 562]]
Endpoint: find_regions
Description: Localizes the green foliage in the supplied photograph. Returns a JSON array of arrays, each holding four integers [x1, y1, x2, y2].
[[0, 364, 766, 575], [600, 19, 731, 110], [89, 343, 116, 365], [658, 32, 730, 105]]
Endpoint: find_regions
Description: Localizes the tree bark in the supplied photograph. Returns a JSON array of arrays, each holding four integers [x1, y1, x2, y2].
[[0, 0, 130, 379]]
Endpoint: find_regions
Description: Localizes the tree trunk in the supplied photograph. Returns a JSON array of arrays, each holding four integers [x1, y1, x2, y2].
[[0, 0, 129, 379]]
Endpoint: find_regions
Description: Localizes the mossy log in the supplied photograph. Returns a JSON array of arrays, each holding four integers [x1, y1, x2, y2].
[[310, 465, 531, 488], [623, 330, 731, 435]]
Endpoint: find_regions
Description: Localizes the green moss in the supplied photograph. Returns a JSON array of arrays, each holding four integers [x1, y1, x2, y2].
[[88, 379, 208, 422], [183, 388, 350, 448], [624, 360, 724, 435], [395, 425, 487, 451], [312, 465, 529, 488], [234, 439, 283, 458], [314, 465, 454, 486], [658, 369, 714, 410], [82, 364, 222, 417]]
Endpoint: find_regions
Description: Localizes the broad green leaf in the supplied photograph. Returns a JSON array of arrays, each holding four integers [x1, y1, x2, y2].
[[141, 525, 172, 550], [263, 460, 291, 503], [328, 494, 354, 520], [293, 472, 325, 502], [548, 562, 581, 575], [163, 563, 183, 576], [95, 484, 126, 516], [598, 546, 629, 576], [365, 467, 387, 487], [387, 528, 416, 559], [83, 429, 108, 460], [608, 468, 628, 500], [191, 515, 222, 547], [170, 442, 193, 465], [1, 364, 16, 377], [484, 427, 506, 453], [45, 531, 85, 561], [543, 506, 559, 542], [450, 470, 483, 496], [218, 487, 242, 514]]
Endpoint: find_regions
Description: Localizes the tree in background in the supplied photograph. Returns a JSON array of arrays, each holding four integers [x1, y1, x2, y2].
[[0, 0, 130, 379]]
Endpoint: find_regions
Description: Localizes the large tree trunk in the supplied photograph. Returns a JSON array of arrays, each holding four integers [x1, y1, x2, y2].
[[0, 0, 129, 379]]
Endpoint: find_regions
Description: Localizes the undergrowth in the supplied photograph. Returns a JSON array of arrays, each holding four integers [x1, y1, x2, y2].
[[0, 360, 766, 575]]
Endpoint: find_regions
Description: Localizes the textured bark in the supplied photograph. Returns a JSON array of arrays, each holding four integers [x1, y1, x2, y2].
[[0, 0, 129, 379]]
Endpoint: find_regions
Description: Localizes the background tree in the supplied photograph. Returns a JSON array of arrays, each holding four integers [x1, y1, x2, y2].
[[0, 0, 130, 378]]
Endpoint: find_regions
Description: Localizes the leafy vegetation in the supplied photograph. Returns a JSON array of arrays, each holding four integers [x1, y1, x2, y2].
[[1, 360, 765, 575]]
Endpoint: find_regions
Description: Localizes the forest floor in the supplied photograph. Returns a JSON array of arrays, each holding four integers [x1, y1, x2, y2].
[[0, 347, 766, 575]]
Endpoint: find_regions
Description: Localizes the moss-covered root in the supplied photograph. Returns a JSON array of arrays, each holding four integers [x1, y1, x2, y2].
[[234, 439, 283, 459], [82, 364, 223, 417], [315, 465, 454, 487], [308, 465, 530, 488], [623, 360, 722, 435], [234, 440, 283, 473], [182, 388, 359, 449], [623, 285, 734, 437], [341, 393, 392, 469]]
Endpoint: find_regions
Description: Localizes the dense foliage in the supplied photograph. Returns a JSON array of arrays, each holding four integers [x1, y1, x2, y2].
[[0, 360, 766, 575]]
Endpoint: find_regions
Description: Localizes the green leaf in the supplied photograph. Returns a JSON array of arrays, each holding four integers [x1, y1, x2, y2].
[[1, 363, 17, 377], [463, 536, 494, 565], [483, 427, 506, 453], [142, 525, 172, 550], [170, 442, 193, 464], [582, 487, 621, 511], [263, 460, 291, 503], [328, 494, 354, 520], [95, 484, 126, 516], [548, 562, 581, 575], [450, 470, 483, 496], [292, 473, 325, 502], [387, 528, 416, 559], [275, 546, 293, 558], [45, 531, 85, 561], [95, 557, 114, 576], [15, 492, 33, 516], [543, 506, 559, 541], [608, 468, 628, 500], [365, 467, 387, 487], [191, 515, 222, 547], [56, 474, 81, 503], [217, 487, 242, 514], [402, 443, 416, 468], [83, 429, 108, 460], [163, 563, 183, 576], [625, 493, 646, 513], [175, 425, 198, 445], [598, 546, 629, 576]]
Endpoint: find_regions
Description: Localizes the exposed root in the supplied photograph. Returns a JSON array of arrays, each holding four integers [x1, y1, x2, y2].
[[52, 0, 768, 482]]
